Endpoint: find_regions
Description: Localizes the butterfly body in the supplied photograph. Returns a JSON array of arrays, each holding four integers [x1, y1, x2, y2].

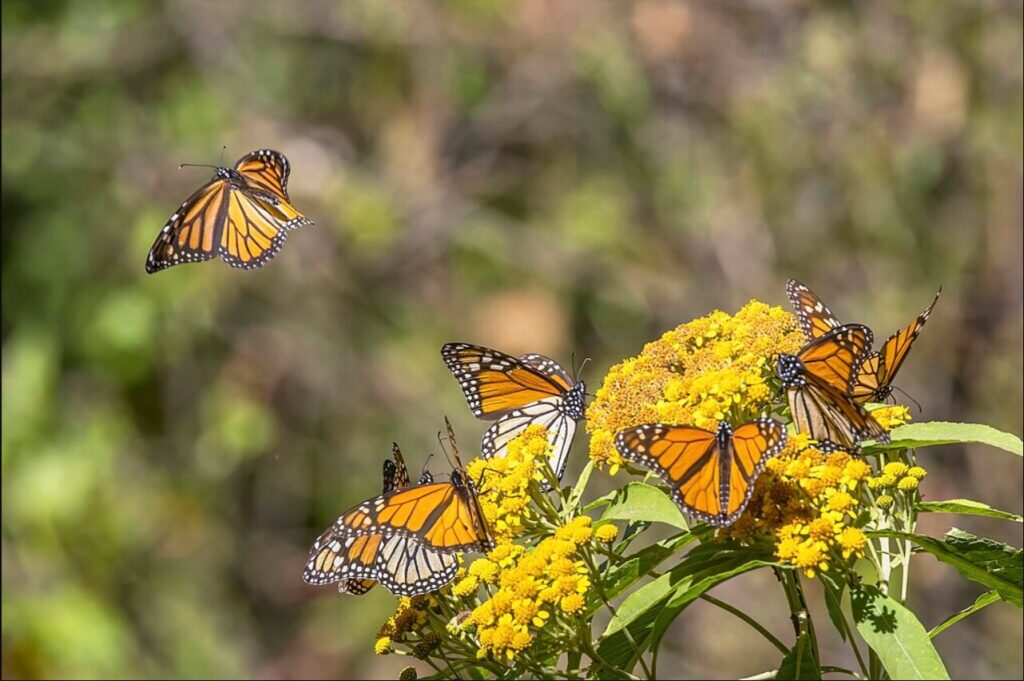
[[442, 343, 585, 482], [146, 149, 313, 273], [615, 418, 786, 527]]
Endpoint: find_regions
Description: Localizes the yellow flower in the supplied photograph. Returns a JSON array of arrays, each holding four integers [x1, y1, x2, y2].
[[825, 491, 856, 514], [842, 459, 872, 487], [375, 637, 393, 655], [808, 516, 839, 542], [883, 462, 909, 478], [897, 476, 921, 492], [468, 558, 499, 584], [586, 300, 803, 471], [452, 575, 479, 598], [872, 405, 911, 429], [794, 539, 830, 578], [560, 593, 586, 615], [465, 426, 552, 540], [873, 473, 897, 488], [876, 494, 895, 509], [908, 466, 927, 479], [595, 524, 619, 543], [838, 527, 867, 559]]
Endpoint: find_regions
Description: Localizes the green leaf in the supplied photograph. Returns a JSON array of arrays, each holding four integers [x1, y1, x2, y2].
[[777, 631, 822, 680], [820, 574, 848, 642], [589, 532, 696, 611], [602, 573, 675, 637], [929, 590, 1000, 639], [916, 499, 1022, 524], [872, 528, 1023, 607], [850, 585, 950, 680], [863, 421, 1022, 456], [596, 482, 688, 530]]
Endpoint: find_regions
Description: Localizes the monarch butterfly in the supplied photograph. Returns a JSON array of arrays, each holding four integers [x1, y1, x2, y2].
[[335, 443, 452, 595], [441, 342, 586, 484], [615, 419, 787, 527], [303, 420, 492, 597], [786, 279, 940, 403], [777, 324, 889, 452], [145, 149, 313, 273]]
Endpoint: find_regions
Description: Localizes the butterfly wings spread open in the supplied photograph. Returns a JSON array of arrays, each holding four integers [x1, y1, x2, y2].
[[614, 420, 786, 526], [145, 180, 228, 273], [233, 149, 312, 231]]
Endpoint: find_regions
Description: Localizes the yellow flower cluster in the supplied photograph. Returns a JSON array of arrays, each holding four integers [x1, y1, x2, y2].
[[465, 425, 552, 540], [586, 301, 803, 472], [722, 433, 871, 578], [868, 461, 927, 498], [376, 595, 437, 654], [455, 516, 594, 660]]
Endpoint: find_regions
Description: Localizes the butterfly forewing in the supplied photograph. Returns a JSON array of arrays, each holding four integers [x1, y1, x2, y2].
[[787, 279, 842, 340], [797, 324, 873, 392]]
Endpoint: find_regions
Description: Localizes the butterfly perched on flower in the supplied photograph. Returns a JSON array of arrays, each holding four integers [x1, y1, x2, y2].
[[334, 443, 454, 595], [145, 149, 313, 273], [615, 419, 787, 527], [786, 279, 940, 404], [776, 324, 889, 452], [303, 420, 492, 597], [441, 342, 586, 484]]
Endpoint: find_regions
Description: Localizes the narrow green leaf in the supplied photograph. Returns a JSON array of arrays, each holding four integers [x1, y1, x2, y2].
[[820, 574, 848, 642], [872, 528, 1023, 607], [596, 482, 688, 530], [850, 585, 950, 680], [603, 573, 675, 636], [916, 499, 1022, 524], [929, 590, 1000, 639], [589, 532, 695, 612], [777, 631, 822, 680], [565, 460, 594, 514], [863, 421, 1022, 456], [594, 603, 662, 673]]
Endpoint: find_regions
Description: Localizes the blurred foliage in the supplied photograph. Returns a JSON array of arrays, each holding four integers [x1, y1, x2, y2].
[[2, 0, 1021, 678]]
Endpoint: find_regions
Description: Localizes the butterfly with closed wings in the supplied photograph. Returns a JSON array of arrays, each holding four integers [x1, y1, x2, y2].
[[303, 420, 493, 597], [786, 279, 940, 404], [146, 149, 313, 273], [615, 419, 787, 527], [442, 343, 586, 485], [777, 324, 889, 453]]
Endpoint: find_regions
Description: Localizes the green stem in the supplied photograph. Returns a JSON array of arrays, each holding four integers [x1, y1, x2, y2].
[[699, 593, 788, 654], [581, 547, 653, 679]]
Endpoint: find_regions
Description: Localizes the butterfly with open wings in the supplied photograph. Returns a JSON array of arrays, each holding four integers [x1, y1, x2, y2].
[[146, 149, 313, 273]]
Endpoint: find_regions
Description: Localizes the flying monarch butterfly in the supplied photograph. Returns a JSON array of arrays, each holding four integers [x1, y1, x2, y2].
[[441, 342, 586, 484], [145, 149, 313, 273], [786, 279, 941, 403], [615, 419, 787, 527], [335, 443, 453, 595], [303, 420, 493, 597], [777, 324, 890, 452]]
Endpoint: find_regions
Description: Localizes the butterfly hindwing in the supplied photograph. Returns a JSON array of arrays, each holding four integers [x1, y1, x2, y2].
[[797, 324, 873, 392]]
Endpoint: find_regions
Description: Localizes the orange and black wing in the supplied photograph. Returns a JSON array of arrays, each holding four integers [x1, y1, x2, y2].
[[723, 420, 787, 521], [787, 279, 843, 340], [797, 324, 874, 393], [216, 189, 294, 269], [615, 424, 724, 523], [850, 289, 940, 403], [788, 375, 889, 452], [234, 149, 312, 231], [145, 180, 229, 273], [442, 343, 571, 419]]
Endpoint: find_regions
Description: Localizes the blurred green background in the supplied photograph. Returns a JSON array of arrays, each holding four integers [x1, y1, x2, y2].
[[3, 0, 1022, 678]]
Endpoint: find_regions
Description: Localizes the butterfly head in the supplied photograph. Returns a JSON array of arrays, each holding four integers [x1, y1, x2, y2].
[[714, 420, 733, 446], [565, 382, 587, 421], [776, 353, 806, 388]]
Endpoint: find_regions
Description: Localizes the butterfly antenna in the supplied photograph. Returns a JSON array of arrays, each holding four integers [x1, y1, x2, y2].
[[177, 162, 219, 171], [577, 356, 591, 382], [893, 385, 923, 413], [219, 145, 227, 166], [444, 416, 463, 468], [420, 451, 435, 480], [437, 427, 456, 471]]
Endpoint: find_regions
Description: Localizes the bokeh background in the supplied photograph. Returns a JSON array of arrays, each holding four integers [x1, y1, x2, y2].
[[3, 0, 1022, 678]]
